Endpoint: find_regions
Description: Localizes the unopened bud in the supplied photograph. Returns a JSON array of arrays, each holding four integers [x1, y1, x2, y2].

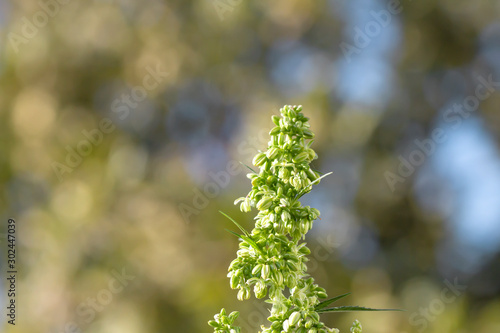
[[293, 152, 309, 163], [289, 311, 301, 326], [272, 115, 280, 125], [253, 152, 267, 166], [278, 133, 285, 145], [269, 126, 281, 135], [303, 129, 314, 138], [257, 197, 273, 210], [261, 264, 270, 279], [252, 264, 262, 276], [267, 147, 280, 160]]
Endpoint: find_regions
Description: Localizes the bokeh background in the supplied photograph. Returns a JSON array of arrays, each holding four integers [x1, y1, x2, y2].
[[1, 0, 500, 332]]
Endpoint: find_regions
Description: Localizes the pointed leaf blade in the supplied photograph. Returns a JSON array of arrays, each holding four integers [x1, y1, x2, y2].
[[317, 306, 404, 314], [239, 235, 264, 254], [315, 293, 351, 310], [311, 171, 333, 185], [239, 162, 257, 174], [225, 230, 263, 255], [219, 211, 251, 237], [225, 229, 243, 239], [296, 171, 333, 199]]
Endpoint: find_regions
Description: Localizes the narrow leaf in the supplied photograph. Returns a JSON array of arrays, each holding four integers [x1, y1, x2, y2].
[[225, 229, 243, 239], [315, 293, 351, 310], [310, 171, 333, 185], [317, 306, 404, 313], [239, 235, 264, 254], [296, 172, 333, 199], [224, 229, 262, 253], [240, 162, 257, 174], [220, 211, 251, 238]]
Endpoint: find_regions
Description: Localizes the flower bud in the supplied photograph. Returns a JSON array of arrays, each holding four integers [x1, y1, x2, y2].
[[254, 280, 267, 298], [278, 133, 285, 145], [276, 221, 286, 234], [262, 160, 271, 171], [252, 264, 262, 276], [271, 321, 281, 330], [277, 186, 284, 197], [244, 288, 251, 299], [230, 274, 239, 289], [251, 177, 261, 187], [234, 197, 245, 205], [269, 126, 281, 135], [298, 245, 311, 255], [247, 173, 258, 180], [287, 260, 299, 272], [317, 291, 328, 299], [350, 320, 362, 333], [274, 271, 284, 286], [281, 210, 291, 223], [293, 152, 309, 163], [299, 220, 310, 234], [310, 208, 320, 219], [292, 175, 302, 189], [269, 213, 276, 222], [272, 115, 280, 125], [266, 147, 280, 160], [266, 175, 277, 185], [307, 148, 316, 160], [289, 311, 301, 327], [261, 264, 270, 279], [306, 168, 319, 181], [237, 289, 244, 301], [228, 259, 239, 270], [257, 197, 273, 210], [283, 119, 291, 130], [303, 129, 314, 138], [240, 200, 251, 212], [283, 319, 290, 332], [304, 318, 314, 329], [286, 274, 297, 289], [253, 152, 267, 166]]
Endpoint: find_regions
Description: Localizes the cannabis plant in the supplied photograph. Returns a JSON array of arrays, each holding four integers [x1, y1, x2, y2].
[[209, 105, 395, 333]]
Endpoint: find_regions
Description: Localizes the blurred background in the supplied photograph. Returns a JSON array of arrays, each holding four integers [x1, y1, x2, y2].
[[1, 0, 500, 332]]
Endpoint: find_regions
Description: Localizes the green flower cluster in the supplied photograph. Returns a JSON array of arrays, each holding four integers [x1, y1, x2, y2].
[[209, 309, 241, 333], [210, 105, 362, 333], [350, 320, 362, 333]]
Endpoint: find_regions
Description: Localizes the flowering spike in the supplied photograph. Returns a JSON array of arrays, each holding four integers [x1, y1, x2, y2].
[[210, 106, 363, 333]]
